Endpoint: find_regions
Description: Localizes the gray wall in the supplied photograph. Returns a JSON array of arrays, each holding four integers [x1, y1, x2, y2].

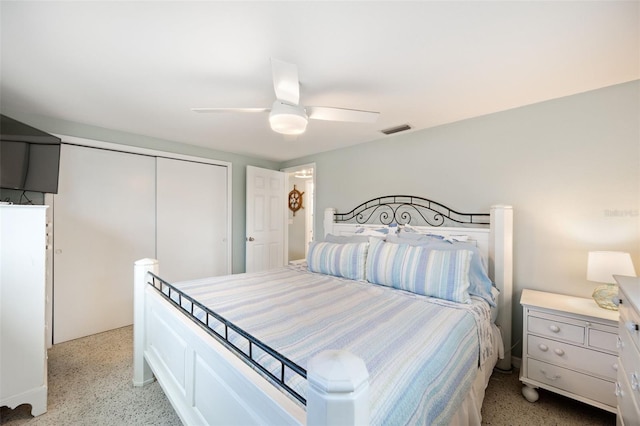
[[2, 113, 279, 274], [283, 80, 640, 359]]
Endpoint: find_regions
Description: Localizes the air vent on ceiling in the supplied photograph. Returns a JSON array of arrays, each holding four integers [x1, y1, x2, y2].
[[380, 124, 412, 135]]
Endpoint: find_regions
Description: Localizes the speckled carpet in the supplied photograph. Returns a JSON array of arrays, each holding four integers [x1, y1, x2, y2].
[[1, 326, 616, 425]]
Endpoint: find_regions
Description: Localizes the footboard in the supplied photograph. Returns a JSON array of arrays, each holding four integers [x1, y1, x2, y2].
[[133, 259, 369, 426]]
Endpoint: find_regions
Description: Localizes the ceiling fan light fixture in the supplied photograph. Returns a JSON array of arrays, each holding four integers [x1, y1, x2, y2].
[[269, 101, 308, 135]]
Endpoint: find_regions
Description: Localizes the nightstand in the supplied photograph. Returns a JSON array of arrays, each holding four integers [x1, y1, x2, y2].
[[520, 289, 619, 413]]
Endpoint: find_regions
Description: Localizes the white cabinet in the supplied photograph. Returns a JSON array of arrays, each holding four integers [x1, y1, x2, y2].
[[615, 275, 640, 426], [520, 289, 619, 413], [0, 205, 48, 416]]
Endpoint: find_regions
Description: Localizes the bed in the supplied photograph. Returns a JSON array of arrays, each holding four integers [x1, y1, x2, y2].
[[133, 195, 513, 425]]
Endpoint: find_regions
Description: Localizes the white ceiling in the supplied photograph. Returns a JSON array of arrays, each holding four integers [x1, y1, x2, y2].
[[1, 1, 638, 162]]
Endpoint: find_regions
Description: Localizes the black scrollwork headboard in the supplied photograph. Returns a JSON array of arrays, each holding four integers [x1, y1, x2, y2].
[[333, 195, 489, 227]]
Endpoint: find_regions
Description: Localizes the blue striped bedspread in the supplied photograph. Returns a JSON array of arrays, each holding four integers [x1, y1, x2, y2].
[[171, 264, 495, 425]]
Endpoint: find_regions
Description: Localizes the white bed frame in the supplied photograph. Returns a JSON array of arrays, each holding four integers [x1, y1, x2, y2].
[[133, 204, 513, 425]]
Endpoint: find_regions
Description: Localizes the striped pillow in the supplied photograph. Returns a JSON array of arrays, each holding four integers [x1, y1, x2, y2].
[[307, 241, 369, 281], [401, 248, 473, 303], [366, 238, 472, 303], [366, 237, 410, 287]]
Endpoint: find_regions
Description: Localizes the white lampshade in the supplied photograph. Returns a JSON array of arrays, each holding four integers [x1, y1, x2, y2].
[[269, 101, 308, 135], [587, 251, 636, 284]]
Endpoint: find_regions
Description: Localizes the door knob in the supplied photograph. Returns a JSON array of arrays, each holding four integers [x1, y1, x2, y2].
[[247, 237, 255, 242]]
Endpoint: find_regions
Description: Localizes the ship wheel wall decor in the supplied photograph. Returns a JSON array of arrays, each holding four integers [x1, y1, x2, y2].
[[288, 185, 304, 216]]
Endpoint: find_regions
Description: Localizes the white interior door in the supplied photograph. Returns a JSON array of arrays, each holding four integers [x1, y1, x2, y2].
[[156, 157, 229, 282], [53, 145, 155, 344], [246, 166, 285, 273]]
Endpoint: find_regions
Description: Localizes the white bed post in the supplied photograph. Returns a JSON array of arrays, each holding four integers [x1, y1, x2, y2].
[[490, 205, 513, 372], [133, 258, 158, 387], [324, 208, 336, 238], [307, 350, 370, 426]]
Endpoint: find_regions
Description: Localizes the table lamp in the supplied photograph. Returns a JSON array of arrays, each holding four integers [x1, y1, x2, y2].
[[587, 251, 637, 310]]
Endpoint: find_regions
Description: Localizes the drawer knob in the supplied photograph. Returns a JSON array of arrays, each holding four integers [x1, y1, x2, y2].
[[627, 322, 640, 332], [615, 382, 623, 397], [617, 336, 624, 350], [549, 325, 560, 333], [554, 348, 565, 356], [632, 373, 639, 391], [541, 369, 561, 381], [538, 344, 549, 352], [613, 363, 618, 371]]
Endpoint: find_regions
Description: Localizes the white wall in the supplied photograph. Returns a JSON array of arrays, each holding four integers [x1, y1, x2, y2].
[[283, 80, 640, 358]]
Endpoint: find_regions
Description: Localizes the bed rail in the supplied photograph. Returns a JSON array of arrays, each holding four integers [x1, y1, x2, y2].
[[146, 272, 307, 404], [333, 195, 490, 226]]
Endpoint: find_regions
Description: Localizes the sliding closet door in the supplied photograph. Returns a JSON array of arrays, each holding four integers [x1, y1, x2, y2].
[[53, 145, 155, 344], [156, 157, 229, 282]]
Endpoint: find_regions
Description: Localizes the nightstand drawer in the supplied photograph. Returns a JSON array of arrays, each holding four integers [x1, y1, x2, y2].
[[588, 327, 618, 353], [528, 358, 616, 407], [528, 314, 584, 344], [528, 335, 618, 380]]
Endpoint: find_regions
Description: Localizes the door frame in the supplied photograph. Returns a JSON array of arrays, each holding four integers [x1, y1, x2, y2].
[[281, 163, 316, 264]]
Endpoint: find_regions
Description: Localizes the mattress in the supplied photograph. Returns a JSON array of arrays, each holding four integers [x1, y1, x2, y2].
[[172, 263, 498, 425]]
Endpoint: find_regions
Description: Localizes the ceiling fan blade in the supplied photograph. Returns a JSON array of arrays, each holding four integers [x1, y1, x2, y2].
[[307, 106, 380, 123], [271, 58, 300, 105], [191, 107, 269, 113]]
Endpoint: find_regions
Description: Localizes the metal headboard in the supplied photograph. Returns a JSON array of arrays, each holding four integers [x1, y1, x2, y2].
[[333, 195, 490, 226]]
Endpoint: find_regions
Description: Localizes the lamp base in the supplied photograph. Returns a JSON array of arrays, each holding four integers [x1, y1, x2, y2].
[[592, 284, 619, 311]]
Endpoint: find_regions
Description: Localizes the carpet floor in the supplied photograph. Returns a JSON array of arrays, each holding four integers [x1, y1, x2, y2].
[[1, 326, 616, 425]]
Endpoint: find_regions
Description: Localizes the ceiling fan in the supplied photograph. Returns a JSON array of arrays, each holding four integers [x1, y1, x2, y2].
[[192, 59, 380, 136]]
